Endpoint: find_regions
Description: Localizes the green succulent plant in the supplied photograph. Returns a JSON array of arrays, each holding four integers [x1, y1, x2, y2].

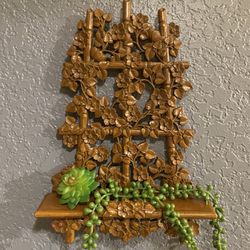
[[57, 168, 99, 209]]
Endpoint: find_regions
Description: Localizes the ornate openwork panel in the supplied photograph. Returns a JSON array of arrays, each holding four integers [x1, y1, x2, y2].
[[55, 1, 194, 195], [35, 2, 228, 249]]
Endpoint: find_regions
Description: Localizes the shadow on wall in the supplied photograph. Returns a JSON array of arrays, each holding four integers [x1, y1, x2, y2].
[[40, 15, 83, 168], [0, 17, 81, 249], [0, 171, 187, 249], [0, 171, 51, 248]]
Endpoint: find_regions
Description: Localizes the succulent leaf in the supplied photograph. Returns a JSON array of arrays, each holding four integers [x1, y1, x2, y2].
[[57, 167, 99, 209]]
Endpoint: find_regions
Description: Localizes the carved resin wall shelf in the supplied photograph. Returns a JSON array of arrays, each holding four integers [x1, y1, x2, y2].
[[35, 1, 224, 249]]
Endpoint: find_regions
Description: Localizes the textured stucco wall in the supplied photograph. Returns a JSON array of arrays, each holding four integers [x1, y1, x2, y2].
[[0, 0, 249, 249]]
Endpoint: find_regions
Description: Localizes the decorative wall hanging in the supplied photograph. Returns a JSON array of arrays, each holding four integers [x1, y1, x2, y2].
[[35, 1, 226, 249]]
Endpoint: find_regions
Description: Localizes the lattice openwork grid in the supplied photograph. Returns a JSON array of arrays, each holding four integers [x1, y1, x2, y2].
[[35, 0, 216, 245]]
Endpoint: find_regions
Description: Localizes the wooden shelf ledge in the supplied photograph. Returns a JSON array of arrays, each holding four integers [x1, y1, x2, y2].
[[35, 193, 217, 220]]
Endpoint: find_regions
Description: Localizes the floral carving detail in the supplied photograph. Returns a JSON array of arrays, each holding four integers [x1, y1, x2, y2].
[[92, 146, 109, 162], [103, 199, 157, 219], [98, 165, 127, 186], [56, 1, 193, 227], [82, 123, 107, 145], [52, 219, 83, 234], [63, 135, 78, 148], [100, 218, 162, 242], [36, 3, 230, 250], [133, 165, 150, 181]]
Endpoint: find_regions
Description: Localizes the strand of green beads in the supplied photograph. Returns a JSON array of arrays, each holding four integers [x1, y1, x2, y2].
[[160, 182, 226, 250], [82, 188, 112, 249], [81, 180, 226, 250], [197, 185, 227, 250], [152, 182, 198, 250], [163, 204, 198, 250]]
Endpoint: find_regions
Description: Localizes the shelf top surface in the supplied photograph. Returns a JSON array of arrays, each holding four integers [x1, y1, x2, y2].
[[35, 193, 217, 220]]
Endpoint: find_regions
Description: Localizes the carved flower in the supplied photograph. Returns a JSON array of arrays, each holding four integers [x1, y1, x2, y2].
[[98, 166, 127, 186], [159, 117, 174, 131], [148, 158, 176, 177], [124, 105, 141, 123], [141, 29, 167, 61], [52, 220, 83, 234], [173, 107, 188, 125], [100, 219, 161, 241], [91, 123, 106, 139], [124, 141, 137, 158], [130, 220, 161, 237], [119, 199, 152, 219], [92, 146, 109, 162], [100, 219, 133, 242], [81, 123, 106, 145], [82, 129, 98, 145], [133, 166, 149, 181], [110, 23, 127, 41], [116, 69, 131, 88], [151, 88, 171, 104], [127, 51, 142, 62], [176, 167, 190, 184], [170, 149, 183, 165], [93, 9, 112, 28], [131, 13, 149, 30], [73, 31, 87, 49], [59, 116, 80, 135], [51, 220, 67, 233], [63, 135, 78, 148], [169, 22, 180, 38], [102, 107, 117, 125]]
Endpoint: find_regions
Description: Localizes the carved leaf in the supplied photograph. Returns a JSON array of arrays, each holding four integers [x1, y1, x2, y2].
[[86, 87, 96, 97], [85, 160, 97, 170], [137, 142, 148, 153], [150, 130, 159, 138], [145, 149, 156, 160], [127, 95, 137, 106], [113, 127, 122, 137], [66, 102, 77, 113], [135, 82, 145, 94], [90, 47, 105, 61], [174, 88, 185, 99], [149, 165, 158, 174], [99, 96, 109, 107], [86, 77, 96, 87], [113, 154, 123, 163], [141, 128, 150, 137], [112, 143, 122, 154], [145, 47, 155, 61], [97, 68, 108, 80], [151, 30, 161, 42], [179, 139, 189, 148], [143, 68, 152, 78], [65, 116, 76, 125], [182, 81, 192, 91]]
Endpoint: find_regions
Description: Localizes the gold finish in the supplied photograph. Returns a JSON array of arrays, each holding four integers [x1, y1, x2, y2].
[[35, 193, 216, 243], [123, 0, 131, 22], [35, 0, 210, 244], [35, 193, 216, 219], [51, 218, 86, 244]]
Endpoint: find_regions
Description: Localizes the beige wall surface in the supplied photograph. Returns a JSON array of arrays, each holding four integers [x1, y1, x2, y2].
[[0, 0, 249, 249]]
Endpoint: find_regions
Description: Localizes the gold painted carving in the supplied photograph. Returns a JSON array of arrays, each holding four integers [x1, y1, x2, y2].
[[51, 0, 195, 242]]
